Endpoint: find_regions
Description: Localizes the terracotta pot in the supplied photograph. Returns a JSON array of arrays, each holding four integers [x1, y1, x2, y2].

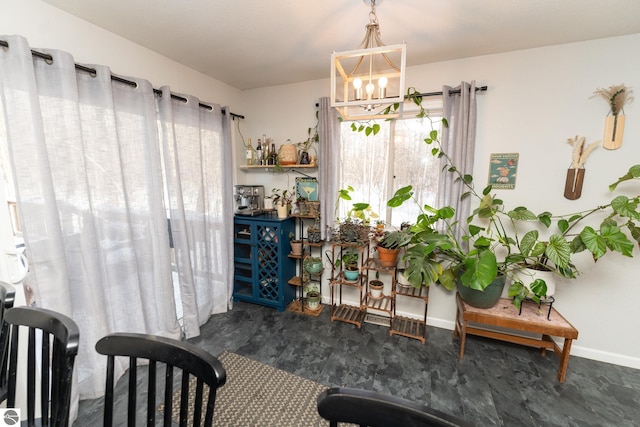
[[377, 247, 400, 268], [290, 241, 303, 256]]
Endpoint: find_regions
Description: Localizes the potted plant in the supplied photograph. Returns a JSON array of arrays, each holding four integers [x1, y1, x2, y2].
[[342, 250, 360, 281], [333, 186, 377, 243], [387, 140, 640, 309], [303, 281, 321, 310], [296, 111, 319, 165], [375, 228, 413, 268], [289, 232, 303, 257], [369, 279, 384, 299], [304, 255, 323, 275], [271, 187, 294, 218], [326, 249, 360, 281], [367, 88, 640, 309], [307, 216, 322, 244]]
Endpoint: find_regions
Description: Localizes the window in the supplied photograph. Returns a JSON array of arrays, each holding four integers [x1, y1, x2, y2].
[[338, 114, 442, 227]]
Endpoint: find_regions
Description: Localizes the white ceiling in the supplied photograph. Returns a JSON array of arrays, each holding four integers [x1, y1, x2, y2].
[[41, 0, 640, 90]]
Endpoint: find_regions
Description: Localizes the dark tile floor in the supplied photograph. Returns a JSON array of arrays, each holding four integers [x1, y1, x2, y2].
[[76, 301, 640, 426]]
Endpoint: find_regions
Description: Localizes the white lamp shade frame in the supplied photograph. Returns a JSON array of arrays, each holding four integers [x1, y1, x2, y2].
[[331, 43, 406, 120]]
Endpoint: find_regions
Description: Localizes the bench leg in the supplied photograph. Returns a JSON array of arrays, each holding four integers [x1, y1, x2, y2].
[[557, 338, 573, 383], [456, 319, 467, 360]]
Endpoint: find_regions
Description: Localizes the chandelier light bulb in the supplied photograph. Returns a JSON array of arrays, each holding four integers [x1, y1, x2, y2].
[[353, 77, 363, 100], [378, 76, 388, 99], [366, 82, 375, 100]]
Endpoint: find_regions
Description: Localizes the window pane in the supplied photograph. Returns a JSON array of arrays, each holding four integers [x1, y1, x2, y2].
[[391, 117, 441, 227], [338, 122, 390, 224], [338, 115, 442, 228]]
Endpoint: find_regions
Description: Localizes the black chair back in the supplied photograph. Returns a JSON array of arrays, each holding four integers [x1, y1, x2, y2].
[[3, 306, 80, 427], [0, 281, 16, 402], [317, 387, 474, 427], [95, 332, 227, 427]]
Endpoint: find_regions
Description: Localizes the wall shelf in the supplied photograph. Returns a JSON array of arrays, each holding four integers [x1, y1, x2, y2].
[[240, 164, 317, 171]]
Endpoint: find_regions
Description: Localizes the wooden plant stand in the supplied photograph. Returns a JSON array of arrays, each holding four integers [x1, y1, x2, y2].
[[454, 293, 579, 383]]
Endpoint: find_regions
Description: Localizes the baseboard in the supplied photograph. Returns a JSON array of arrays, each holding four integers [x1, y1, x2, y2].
[[423, 314, 640, 370], [321, 298, 640, 370], [568, 346, 640, 370]]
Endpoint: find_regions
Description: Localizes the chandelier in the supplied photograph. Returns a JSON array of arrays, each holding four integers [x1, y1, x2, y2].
[[331, 0, 406, 120]]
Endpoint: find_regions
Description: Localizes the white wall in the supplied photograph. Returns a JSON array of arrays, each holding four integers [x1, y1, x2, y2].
[[241, 34, 640, 369]]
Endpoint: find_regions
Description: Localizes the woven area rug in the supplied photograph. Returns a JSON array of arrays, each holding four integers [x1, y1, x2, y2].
[[160, 351, 329, 426]]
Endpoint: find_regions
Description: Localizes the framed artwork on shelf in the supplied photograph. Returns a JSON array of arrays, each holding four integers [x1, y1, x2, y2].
[[295, 177, 318, 201], [488, 153, 519, 189]]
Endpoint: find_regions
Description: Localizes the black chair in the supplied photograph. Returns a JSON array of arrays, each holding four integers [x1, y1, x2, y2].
[[95, 332, 227, 427], [317, 387, 474, 427], [0, 281, 16, 402], [3, 306, 80, 427]]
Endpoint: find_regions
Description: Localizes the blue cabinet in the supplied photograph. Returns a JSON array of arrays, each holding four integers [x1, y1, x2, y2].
[[233, 215, 296, 311]]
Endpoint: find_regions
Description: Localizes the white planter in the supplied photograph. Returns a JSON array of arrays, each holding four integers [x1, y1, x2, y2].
[[276, 204, 288, 219], [264, 198, 274, 210], [369, 280, 384, 299], [396, 270, 412, 288]]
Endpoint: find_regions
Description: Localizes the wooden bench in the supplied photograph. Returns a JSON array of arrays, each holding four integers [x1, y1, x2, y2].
[[454, 293, 579, 382]]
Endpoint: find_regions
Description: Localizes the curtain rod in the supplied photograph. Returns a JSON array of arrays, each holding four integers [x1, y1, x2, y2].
[[0, 39, 245, 120], [314, 85, 488, 108], [414, 85, 488, 98]]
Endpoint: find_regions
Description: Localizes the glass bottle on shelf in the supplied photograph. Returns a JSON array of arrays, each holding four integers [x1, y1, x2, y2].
[[263, 141, 270, 165], [268, 143, 277, 165], [245, 137, 254, 166], [256, 138, 263, 165]]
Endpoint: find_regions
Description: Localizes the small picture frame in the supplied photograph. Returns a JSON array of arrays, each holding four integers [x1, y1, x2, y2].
[[295, 177, 318, 201], [488, 153, 519, 189]]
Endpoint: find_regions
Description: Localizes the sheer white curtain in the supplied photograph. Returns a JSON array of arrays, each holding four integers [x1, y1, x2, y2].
[[318, 97, 340, 239], [0, 34, 232, 416], [157, 88, 233, 338], [438, 81, 478, 240]]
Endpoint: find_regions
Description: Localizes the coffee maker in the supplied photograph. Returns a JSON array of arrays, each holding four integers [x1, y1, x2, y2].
[[234, 185, 265, 216]]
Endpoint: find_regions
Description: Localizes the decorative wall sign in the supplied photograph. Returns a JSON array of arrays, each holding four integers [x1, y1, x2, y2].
[[488, 153, 519, 189], [592, 84, 633, 150], [295, 177, 318, 201]]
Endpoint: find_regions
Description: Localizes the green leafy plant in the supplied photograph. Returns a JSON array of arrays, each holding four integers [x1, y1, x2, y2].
[[388, 139, 640, 308], [326, 249, 359, 270], [288, 231, 301, 243], [376, 229, 413, 250], [271, 187, 294, 207], [374, 88, 640, 308]]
